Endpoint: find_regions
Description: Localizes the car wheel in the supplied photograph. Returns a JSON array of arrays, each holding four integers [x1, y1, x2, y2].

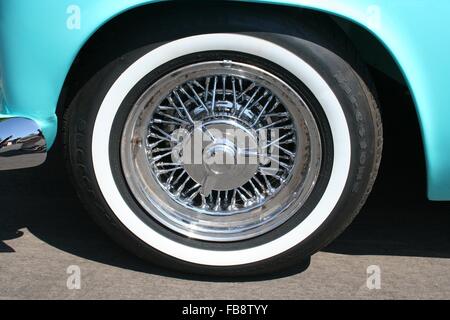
[[64, 14, 382, 276]]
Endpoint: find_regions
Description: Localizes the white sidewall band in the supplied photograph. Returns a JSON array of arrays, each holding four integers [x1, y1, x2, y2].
[[92, 34, 351, 266]]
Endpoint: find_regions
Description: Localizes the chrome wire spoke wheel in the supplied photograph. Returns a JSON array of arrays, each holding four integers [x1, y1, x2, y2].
[[121, 61, 322, 242]]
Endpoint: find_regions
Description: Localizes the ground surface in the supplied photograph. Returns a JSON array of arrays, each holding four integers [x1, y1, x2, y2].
[[1, 76, 449, 300]]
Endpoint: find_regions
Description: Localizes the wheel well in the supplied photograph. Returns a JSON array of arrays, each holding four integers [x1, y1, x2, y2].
[[57, 1, 408, 110], [56, 0, 426, 195]]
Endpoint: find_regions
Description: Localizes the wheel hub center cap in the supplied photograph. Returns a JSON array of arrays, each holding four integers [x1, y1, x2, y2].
[[181, 120, 259, 194]]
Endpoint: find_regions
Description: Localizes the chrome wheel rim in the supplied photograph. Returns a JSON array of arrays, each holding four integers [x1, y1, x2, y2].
[[121, 60, 322, 242]]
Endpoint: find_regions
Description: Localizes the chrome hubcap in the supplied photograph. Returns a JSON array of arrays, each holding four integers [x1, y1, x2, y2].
[[181, 120, 259, 194], [121, 60, 322, 241]]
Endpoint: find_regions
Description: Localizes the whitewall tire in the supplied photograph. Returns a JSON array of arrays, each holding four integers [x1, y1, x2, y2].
[[64, 14, 382, 276]]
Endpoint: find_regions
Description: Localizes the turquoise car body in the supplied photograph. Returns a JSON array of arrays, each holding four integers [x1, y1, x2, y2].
[[0, 0, 449, 200]]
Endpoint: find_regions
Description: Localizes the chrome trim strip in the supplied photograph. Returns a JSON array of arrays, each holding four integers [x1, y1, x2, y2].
[[0, 117, 47, 170]]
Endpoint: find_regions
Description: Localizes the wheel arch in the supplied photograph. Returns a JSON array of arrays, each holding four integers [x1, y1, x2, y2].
[[58, 1, 415, 111]]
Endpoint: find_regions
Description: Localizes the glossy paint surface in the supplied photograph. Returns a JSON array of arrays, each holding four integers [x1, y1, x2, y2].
[[0, 0, 449, 199]]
